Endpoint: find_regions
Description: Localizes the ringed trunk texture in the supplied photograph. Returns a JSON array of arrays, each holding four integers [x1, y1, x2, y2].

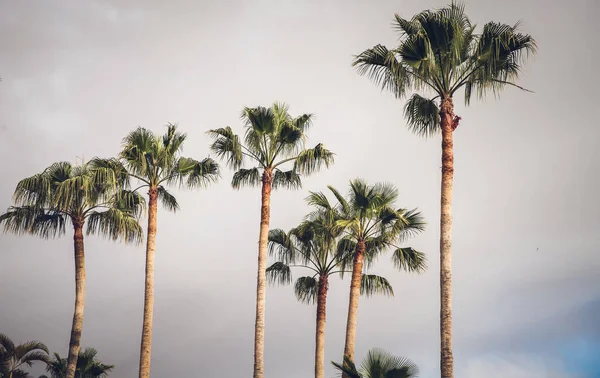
[[139, 187, 158, 378], [253, 169, 273, 378], [439, 96, 455, 378], [66, 220, 86, 378], [342, 240, 366, 375], [314, 274, 329, 378]]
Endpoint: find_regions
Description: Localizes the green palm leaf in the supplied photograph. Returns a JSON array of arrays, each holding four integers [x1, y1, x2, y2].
[[294, 276, 318, 304], [360, 274, 394, 297]]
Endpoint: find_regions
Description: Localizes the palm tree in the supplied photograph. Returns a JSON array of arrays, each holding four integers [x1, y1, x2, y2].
[[0, 162, 143, 378], [208, 102, 334, 378], [45, 348, 113, 378], [308, 179, 425, 373], [267, 210, 394, 378], [332, 348, 419, 378], [0, 333, 49, 378], [113, 123, 219, 378], [352, 3, 536, 376]]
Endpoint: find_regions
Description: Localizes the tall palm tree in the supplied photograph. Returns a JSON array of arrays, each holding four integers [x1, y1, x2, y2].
[[332, 348, 419, 378], [0, 162, 143, 378], [0, 333, 49, 378], [113, 123, 219, 378], [208, 102, 334, 378], [308, 179, 425, 373], [267, 211, 394, 378], [45, 348, 114, 378], [352, 3, 536, 377]]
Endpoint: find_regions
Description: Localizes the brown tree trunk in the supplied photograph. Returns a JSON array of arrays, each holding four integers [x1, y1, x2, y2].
[[342, 240, 365, 376], [314, 274, 328, 378], [65, 219, 86, 378], [253, 169, 273, 378], [139, 187, 158, 378], [439, 96, 455, 378]]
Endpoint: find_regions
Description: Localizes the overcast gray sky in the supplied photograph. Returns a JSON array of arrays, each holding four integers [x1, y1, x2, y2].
[[1, 0, 599, 377]]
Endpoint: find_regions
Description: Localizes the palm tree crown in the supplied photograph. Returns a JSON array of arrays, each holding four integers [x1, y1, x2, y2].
[[207, 102, 334, 188], [0, 333, 49, 378], [0, 161, 143, 241], [119, 123, 220, 209], [311, 179, 427, 272], [45, 348, 113, 378], [332, 349, 419, 378], [353, 1, 537, 134]]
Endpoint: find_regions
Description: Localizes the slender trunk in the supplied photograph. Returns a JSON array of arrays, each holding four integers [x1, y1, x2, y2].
[[139, 187, 158, 378], [342, 240, 365, 376], [253, 169, 273, 378], [66, 219, 86, 378], [439, 96, 455, 378], [314, 274, 328, 378]]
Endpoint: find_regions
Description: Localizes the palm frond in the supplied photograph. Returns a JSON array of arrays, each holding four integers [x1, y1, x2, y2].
[[326, 185, 351, 215], [266, 262, 292, 286], [0, 333, 15, 354], [353, 44, 413, 98], [13, 341, 49, 359], [393, 14, 421, 37], [242, 105, 276, 135], [157, 186, 179, 212], [206, 126, 244, 170], [293, 143, 335, 175], [88, 157, 130, 189], [170, 157, 220, 188], [361, 274, 394, 297], [396, 208, 427, 242], [272, 169, 301, 190], [331, 355, 361, 378], [397, 32, 437, 81], [305, 191, 333, 211], [294, 276, 318, 304], [268, 228, 301, 263], [335, 237, 357, 274], [231, 168, 261, 189], [162, 123, 187, 159], [404, 93, 440, 137], [392, 247, 427, 273], [120, 126, 157, 181], [86, 207, 143, 244], [465, 21, 537, 103], [361, 348, 419, 378], [0, 207, 66, 239]]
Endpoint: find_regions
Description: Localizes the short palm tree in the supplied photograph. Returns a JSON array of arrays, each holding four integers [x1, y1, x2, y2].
[[0, 162, 143, 378], [114, 123, 219, 378], [332, 348, 419, 378], [0, 333, 49, 378], [45, 348, 114, 378], [352, 3, 536, 376], [308, 179, 426, 371], [267, 211, 393, 378], [208, 102, 334, 378]]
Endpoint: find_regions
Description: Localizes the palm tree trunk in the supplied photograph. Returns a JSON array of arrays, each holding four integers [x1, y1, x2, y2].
[[139, 187, 158, 378], [66, 219, 86, 378], [342, 239, 366, 376], [439, 96, 455, 378], [253, 169, 273, 378], [314, 274, 328, 378]]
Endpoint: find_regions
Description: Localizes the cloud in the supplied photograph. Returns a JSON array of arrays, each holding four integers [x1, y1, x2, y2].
[[461, 354, 579, 378]]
